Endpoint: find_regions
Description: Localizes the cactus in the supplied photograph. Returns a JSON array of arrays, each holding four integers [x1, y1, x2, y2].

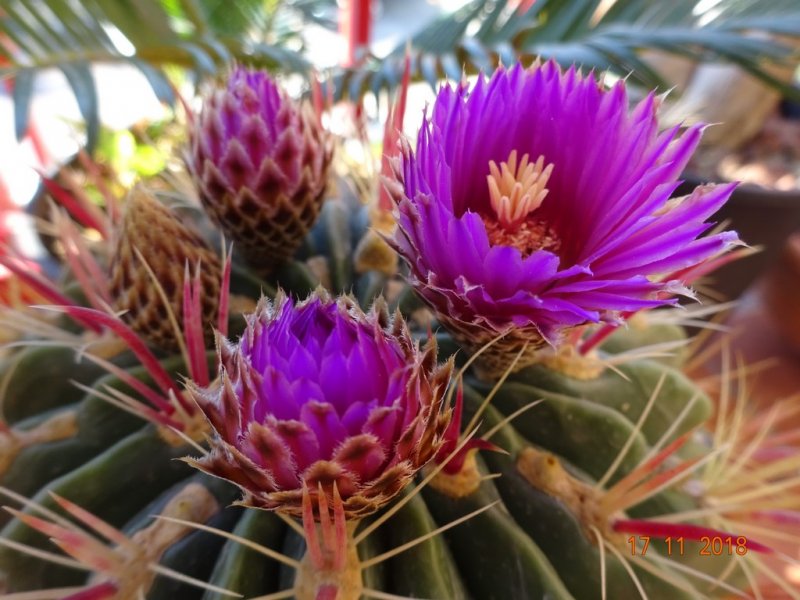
[[0, 62, 795, 600]]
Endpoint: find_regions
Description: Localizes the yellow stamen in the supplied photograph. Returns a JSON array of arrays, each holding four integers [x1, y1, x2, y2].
[[487, 150, 553, 229]]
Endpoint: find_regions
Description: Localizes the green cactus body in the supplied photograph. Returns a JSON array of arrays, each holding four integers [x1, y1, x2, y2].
[[0, 233, 763, 598], [0, 348, 748, 598]]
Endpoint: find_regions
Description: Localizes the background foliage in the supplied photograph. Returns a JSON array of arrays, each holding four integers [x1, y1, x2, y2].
[[1, 0, 799, 151]]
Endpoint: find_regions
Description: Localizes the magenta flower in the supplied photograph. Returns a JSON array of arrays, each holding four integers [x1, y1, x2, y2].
[[390, 61, 739, 374], [188, 291, 452, 517]]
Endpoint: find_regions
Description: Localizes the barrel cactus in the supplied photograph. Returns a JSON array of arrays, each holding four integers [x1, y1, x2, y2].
[[0, 61, 795, 600]]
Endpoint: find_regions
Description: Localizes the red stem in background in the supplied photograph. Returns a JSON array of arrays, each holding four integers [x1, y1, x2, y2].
[[56, 215, 112, 311], [510, 0, 538, 13], [378, 50, 411, 213], [76, 149, 119, 228], [0, 176, 14, 214], [339, 0, 373, 68], [183, 262, 209, 388], [38, 174, 110, 239]]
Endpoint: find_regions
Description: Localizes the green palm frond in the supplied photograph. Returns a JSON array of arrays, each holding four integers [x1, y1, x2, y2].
[[4, 0, 799, 150], [332, 0, 800, 100], [0, 0, 312, 151]]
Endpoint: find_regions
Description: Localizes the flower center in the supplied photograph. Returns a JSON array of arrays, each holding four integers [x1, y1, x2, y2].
[[483, 150, 560, 256], [487, 150, 553, 229]]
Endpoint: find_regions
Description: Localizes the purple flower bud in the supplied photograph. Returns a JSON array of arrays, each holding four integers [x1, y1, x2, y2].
[[187, 67, 334, 273], [188, 290, 453, 518]]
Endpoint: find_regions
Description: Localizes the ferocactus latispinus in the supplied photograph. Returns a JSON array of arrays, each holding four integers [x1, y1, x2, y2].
[[187, 290, 453, 519], [390, 60, 740, 377], [187, 67, 334, 274]]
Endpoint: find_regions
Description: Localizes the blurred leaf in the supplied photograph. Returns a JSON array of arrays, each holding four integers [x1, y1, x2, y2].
[[247, 42, 311, 72], [0, 0, 308, 150], [175, 40, 218, 76], [528, 0, 600, 43], [196, 0, 265, 36], [12, 68, 35, 140], [333, 0, 800, 101], [5, 0, 800, 145], [89, 0, 176, 47], [129, 59, 176, 105], [60, 63, 100, 152]]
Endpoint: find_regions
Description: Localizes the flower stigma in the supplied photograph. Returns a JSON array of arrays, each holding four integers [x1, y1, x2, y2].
[[487, 150, 552, 227], [484, 150, 560, 255]]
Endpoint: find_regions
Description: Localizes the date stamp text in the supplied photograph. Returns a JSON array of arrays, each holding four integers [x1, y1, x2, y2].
[[627, 535, 749, 556]]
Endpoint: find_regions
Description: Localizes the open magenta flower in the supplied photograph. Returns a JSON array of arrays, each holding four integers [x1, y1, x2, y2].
[[187, 67, 333, 273], [188, 291, 452, 518], [390, 61, 740, 376]]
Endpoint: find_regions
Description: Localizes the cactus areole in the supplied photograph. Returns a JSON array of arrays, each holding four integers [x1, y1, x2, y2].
[[0, 62, 794, 600]]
